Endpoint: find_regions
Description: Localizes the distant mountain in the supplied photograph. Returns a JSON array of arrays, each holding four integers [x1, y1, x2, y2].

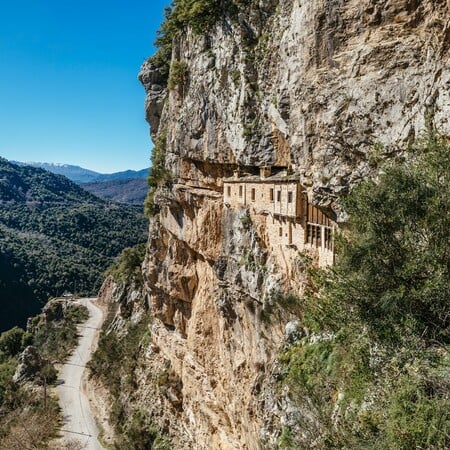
[[94, 168, 149, 182], [81, 178, 148, 204], [0, 158, 148, 332], [11, 161, 101, 183], [11, 161, 149, 184]]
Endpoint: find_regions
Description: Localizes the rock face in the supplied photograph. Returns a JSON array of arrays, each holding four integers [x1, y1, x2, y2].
[[131, 1, 450, 448], [13, 346, 46, 384]]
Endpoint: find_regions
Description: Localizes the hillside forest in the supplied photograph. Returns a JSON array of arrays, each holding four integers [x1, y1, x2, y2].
[[0, 158, 148, 331]]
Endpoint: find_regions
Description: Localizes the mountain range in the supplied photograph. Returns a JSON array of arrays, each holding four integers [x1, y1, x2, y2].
[[11, 161, 149, 184], [11, 160, 150, 204], [80, 178, 149, 205]]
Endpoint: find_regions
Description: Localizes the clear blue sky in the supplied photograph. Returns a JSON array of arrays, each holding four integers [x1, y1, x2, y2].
[[0, 0, 169, 173]]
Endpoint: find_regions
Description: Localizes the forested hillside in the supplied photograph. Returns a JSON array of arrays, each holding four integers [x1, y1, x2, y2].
[[81, 177, 148, 204], [0, 158, 148, 332]]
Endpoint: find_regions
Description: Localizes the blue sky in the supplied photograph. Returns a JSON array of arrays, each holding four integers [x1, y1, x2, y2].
[[0, 0, 169, 173]]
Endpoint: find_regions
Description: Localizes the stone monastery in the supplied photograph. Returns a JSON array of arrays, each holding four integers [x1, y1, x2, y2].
[[223, 166, 336, 267]]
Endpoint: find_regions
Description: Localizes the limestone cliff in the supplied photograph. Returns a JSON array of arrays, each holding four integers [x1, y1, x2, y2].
[[99, 1, 450, 449]]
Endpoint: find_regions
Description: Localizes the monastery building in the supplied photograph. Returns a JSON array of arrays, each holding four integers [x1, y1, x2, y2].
[[223, 167, 336, 267]]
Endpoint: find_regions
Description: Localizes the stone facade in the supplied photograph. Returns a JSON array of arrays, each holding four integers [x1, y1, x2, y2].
[[223, 168, 335, 267], [223, 171, 301, 218]]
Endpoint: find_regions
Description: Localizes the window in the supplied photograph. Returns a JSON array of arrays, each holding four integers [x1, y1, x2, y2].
[[287, 192, 293, 203], [227, 186, 231, 196], [239, 185, 243, 197], [270, 188, 274, 202], [279, 227, 283, 237], [277, 190, 281, 202], [307, 223, 326, 248], [251, 188, 256, 201], [324, 227, 333, 250]]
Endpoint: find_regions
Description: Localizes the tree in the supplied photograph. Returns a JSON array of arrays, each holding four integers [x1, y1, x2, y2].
[[281, 135, 450, 450], [0, 327, 25, 359], [311, 134, 450, 343]]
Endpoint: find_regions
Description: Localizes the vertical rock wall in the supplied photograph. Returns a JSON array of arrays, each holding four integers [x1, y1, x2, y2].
[[134, 0, 450, 447]]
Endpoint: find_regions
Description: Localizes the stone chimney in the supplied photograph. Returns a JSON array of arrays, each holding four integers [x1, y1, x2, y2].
[[260, 166, 271, 180]]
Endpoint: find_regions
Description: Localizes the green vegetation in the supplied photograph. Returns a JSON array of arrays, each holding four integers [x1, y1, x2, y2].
[[167, 60, 188, 91], [81, 177, 149, 205], [231, 69, 241, 87], [0, 158, 147, 331], [277, 135, 450, 449], [32, 302, 89, 363], [148, 0, 259, 84], [0, 301, 89, 449], [89, 315, 171, 449], [145, 128, 171, 217], [166, 0, 258, 33], [107, 243, 146, 283], [90, 246, 170, 448], [242, 117, 259, 137], [88, 318, 150, 406], [306, 134, 450, 342], [0, 327, 28, 358], [239, 212, 251, 228]]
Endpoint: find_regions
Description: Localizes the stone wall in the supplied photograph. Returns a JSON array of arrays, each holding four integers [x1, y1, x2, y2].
[[224, 179, 301, 217]]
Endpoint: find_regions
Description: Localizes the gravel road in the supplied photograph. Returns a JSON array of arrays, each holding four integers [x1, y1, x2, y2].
[[56, 298, 105, 450]]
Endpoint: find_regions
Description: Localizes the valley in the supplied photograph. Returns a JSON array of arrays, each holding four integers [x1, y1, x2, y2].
[[81, 177, 148, 205], [0, 158, 147, 331], [11, 160, 150, 204]]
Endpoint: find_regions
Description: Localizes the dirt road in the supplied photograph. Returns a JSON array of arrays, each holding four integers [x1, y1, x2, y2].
[[56, 298, 105, 450]]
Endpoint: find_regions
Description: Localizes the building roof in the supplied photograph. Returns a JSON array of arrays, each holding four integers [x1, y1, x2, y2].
[[224, 173, 300, 183]]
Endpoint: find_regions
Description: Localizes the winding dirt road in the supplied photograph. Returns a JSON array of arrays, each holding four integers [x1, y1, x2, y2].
[[56, 298, 105, 450]]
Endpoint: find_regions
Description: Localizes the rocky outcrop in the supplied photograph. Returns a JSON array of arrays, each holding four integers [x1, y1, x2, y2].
[[131, 1, 450, 448], [13, 346, 49, 384], [97, 275, 147, 331]]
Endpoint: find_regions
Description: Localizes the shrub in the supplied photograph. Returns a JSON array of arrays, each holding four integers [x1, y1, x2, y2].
[[88, 315, 166, 448], [146, 0, 265, 86], [0, 303, 88, 448], [167, 60, 187, 91], [239, 213, 251, 228], [311, 134, 450, 343], [0, 327, 25, 359], [107, 243, 146, 283], [145, 128, 171, 217], [33, 303, 89, 362], [277, 134, 450, 449]]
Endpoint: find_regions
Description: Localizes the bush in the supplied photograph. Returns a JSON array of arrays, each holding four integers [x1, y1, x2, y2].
[[145, 128, 171, 217], [33, 303, 89, 362], [0, 303, 87, 448], [0, 327, 25, 359], [146, 0, 262, 85], [311, 134, 450, 343], [107, 243, 146, 283], [168, 60, 187, 91], [277, 135, 450, 449], [384, 376, 450, 449], [88, 315, 166, 448]]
